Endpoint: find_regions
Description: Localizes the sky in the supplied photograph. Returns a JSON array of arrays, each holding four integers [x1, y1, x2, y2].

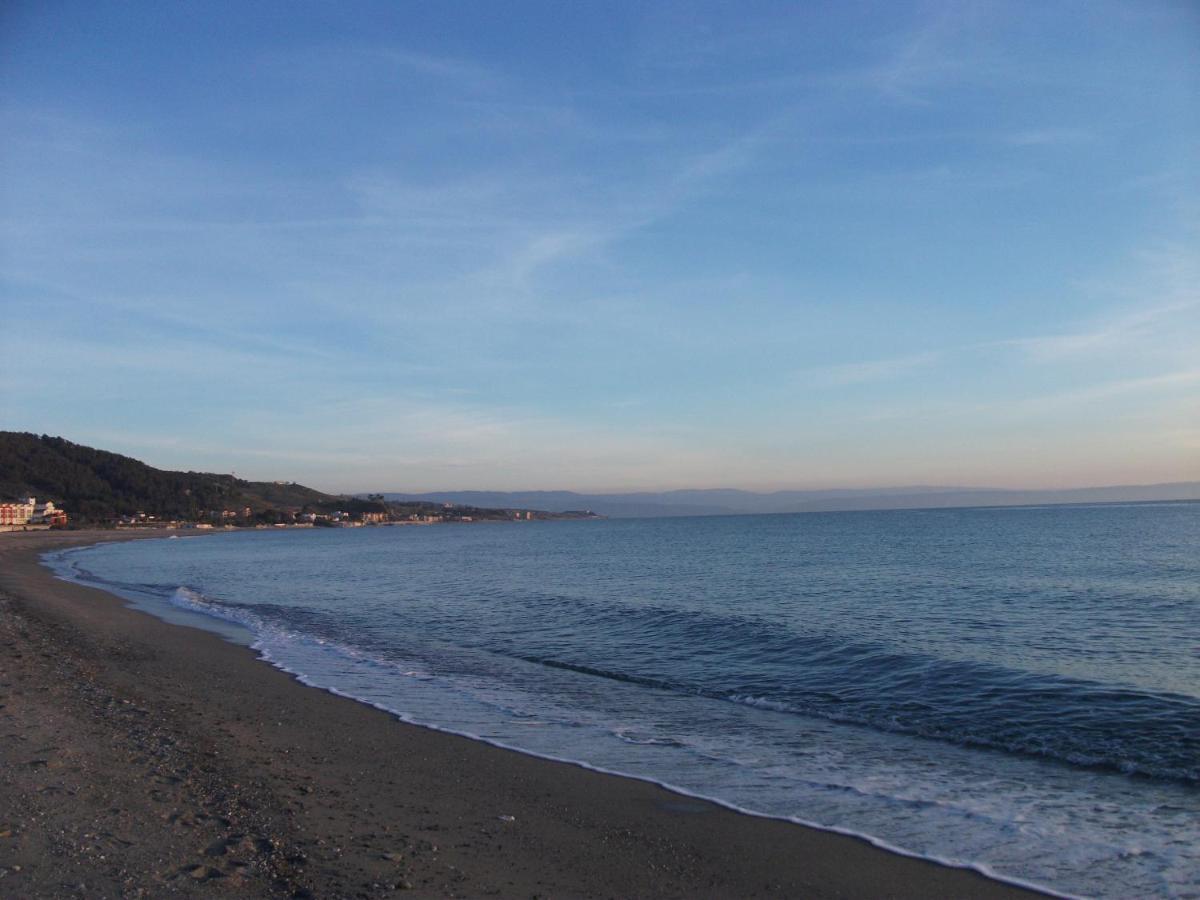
[[2, 1, 1198, 493]]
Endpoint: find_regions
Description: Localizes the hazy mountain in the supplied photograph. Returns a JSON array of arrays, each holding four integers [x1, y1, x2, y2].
[[7, 431, 1193, 522], [379, 483, 1200, 518]]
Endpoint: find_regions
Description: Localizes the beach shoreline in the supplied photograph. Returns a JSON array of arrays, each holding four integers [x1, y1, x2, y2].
[[1, 530, 1042, 898]]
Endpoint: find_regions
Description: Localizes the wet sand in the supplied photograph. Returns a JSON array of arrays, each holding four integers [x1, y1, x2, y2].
[[0, 530, 1042, 898]]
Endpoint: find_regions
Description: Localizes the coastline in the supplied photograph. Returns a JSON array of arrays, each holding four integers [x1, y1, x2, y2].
[[1, 530, 1043, 898]]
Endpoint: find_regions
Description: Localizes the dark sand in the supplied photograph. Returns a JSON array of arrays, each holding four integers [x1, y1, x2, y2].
[[0, 530, 1043, 898]]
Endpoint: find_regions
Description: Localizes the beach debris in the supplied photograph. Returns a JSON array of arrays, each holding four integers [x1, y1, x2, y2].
[[381, 851, 405, 862], [497, 814, 516, 823], [186, 865, 224, 881]]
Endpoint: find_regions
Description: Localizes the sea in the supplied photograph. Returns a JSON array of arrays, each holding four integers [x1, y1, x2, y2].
[[47, 503, 1200, 898]]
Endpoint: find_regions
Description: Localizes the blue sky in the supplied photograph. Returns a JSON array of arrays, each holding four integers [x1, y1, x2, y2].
[[2, 1, 1197, 492]]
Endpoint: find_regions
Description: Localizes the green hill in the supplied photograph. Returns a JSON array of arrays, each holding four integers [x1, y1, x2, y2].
[[0, 432, 583, 525], [0, 432, 355, 523]]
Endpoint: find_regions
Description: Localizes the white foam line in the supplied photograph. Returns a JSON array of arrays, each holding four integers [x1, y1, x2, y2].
[[248, 643, 1076, 899], [47, 547, 1077, 900]]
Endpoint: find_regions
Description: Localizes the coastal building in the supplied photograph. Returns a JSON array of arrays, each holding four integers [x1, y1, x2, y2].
[[0, 497, 67, 529], [0, 497, 37, 526], [34, 500, 68, 526]]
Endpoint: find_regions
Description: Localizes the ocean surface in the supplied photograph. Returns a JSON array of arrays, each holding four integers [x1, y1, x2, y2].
[[48, 504, 1200, 898]]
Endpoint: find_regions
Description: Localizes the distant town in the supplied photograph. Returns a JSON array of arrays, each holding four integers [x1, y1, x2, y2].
[[108, 501, 579, 530], [0, 492, 598, 533]]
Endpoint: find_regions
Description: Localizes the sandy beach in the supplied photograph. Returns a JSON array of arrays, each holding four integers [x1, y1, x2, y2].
[[0, 530, 1042, 898]]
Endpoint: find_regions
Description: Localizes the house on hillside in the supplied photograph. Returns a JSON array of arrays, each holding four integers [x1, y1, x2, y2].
[[34, 500, 68, 526]]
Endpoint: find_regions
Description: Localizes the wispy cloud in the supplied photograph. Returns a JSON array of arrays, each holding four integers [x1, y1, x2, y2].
[[674, 122, 777, 186], [256, 43, 508, 97], [1025, 368, 1200, 409], [862, 5, 979, 104], [1003, 128, 1094, 147], [800, 352, 941, 388], [1002, 233, 1200, 366], [1004, 300, 1199, 361], [344, 114, 779, 299], [865, 366, 1200, 425], [371, 48, 505, 94]]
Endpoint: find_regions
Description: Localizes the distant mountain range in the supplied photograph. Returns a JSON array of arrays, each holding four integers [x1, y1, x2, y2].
[[378, 483, 1200, 518]]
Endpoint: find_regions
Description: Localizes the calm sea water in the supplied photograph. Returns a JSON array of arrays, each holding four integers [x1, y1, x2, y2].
[[49, 504, 1200, 898]]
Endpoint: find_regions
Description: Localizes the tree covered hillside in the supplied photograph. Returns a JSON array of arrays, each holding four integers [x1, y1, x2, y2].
[[0, 432, 346, 523]]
